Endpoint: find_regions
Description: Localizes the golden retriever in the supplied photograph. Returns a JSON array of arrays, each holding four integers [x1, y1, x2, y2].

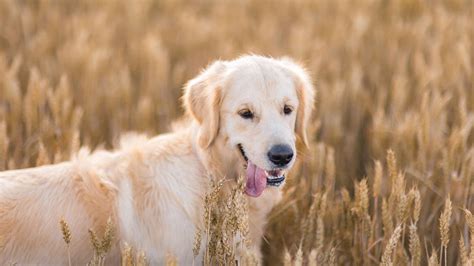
[[0, 55, 315, 264]]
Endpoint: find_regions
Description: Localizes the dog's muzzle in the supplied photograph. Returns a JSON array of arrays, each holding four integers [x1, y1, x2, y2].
[[238, 144, 286, 188]]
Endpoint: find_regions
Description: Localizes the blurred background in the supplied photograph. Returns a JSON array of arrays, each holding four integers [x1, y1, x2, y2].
[[0, 0, 472, 265]]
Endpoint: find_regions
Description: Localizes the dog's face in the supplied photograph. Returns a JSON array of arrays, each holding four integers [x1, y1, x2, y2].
[[184, 55, 315, 197]]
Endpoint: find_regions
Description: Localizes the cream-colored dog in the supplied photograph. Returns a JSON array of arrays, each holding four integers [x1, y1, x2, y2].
[[0, 55, 314, 264]]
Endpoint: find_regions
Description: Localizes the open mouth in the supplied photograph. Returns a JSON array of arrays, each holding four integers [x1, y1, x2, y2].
[[237, 144, 286, 197]]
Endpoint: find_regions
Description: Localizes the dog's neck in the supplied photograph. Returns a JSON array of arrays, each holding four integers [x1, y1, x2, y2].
[[189, 123, 240, 182]]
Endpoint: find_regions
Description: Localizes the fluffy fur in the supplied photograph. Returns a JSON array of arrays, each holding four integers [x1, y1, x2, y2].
[[0, 55, 314, 264]]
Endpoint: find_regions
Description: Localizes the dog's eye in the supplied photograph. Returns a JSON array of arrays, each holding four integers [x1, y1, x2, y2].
[[239, 109, 254, 119], [283, 105, 293, 115]]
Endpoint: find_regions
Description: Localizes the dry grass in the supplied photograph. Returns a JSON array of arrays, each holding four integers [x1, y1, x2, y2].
[[0, 0, 472, 265]]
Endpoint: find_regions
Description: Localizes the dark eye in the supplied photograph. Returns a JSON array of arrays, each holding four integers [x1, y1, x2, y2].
[[239, 109, 254, 119], [283, 105, 293, 115]]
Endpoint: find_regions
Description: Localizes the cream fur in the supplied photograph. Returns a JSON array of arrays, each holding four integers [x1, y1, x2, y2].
[[0, 55, 314, 265]]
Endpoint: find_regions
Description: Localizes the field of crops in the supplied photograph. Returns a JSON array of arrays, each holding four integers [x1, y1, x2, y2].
[[0, 0, 472, 265]]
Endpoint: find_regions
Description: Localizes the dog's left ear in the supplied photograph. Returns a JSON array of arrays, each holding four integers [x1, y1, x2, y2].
[[183, 61, 227, 148], [280, 58, 316, 148]]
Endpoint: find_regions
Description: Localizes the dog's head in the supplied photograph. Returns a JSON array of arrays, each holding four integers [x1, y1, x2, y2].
[[183, 55, 315, 197]]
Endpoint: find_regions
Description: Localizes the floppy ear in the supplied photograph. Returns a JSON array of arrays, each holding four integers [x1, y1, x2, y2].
[[280, 58, 316, 148], [183, 61, 226, 148]]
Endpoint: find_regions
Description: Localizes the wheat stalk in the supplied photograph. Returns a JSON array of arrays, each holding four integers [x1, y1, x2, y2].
[[439, 197, 452, 265], [324, 147, 335, 195], [408, 223, 421, 266], [327, 247, 336, 266], [386, 150, 397, 184], [121, 243, 133, 266], [88, 229, 101, 265], [410, 188, 421, 224], [428, 250, 439, 266], [459, 235, 469, 266], [381, 225, 402, 266], [464, 209, 474, 263], [59, 218, 72, 266], [101, 218, 115, 255], [88, 218, 115, 265], [382, 199, 393, 236], [373, 160, 383, 198], [165, 253, 178, 266]]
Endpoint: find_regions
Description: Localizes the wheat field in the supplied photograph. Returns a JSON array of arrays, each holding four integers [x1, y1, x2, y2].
[[0, 0, 472, 265]]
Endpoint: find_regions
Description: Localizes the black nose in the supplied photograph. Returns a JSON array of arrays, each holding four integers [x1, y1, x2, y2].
[[267, 144, 294, 167]]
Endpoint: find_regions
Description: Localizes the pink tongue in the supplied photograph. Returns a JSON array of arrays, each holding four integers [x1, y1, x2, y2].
[[245, 161, 267, 197]]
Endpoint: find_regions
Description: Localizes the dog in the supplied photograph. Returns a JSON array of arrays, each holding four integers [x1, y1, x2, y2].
[[0, 55, 315, 264]]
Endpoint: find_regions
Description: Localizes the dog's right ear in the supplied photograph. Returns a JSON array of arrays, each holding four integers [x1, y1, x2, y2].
[[183, 61, 227, 149]]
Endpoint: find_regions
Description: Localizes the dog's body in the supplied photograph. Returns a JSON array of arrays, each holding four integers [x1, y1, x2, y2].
[[0, 55, 314, 265]]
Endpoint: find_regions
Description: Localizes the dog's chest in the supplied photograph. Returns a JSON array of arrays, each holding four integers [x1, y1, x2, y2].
[[116, 167, 206, 264]]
